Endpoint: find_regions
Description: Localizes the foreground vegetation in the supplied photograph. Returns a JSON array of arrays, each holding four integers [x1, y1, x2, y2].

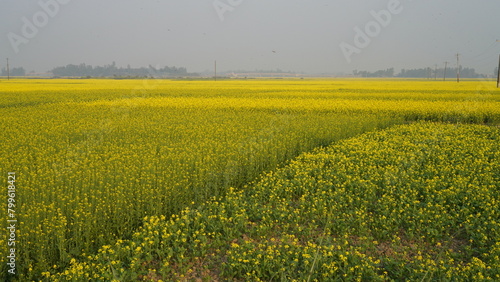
[[53, 122, 500, 281], [0, 79, 499, 280]]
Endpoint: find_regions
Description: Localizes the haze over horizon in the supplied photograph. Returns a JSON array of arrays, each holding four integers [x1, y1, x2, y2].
[[1, 0, 499, 75]]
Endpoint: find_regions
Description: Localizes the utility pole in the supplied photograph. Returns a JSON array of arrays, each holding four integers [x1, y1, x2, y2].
[[497, 40, 500, 88], [497, 54, 500, 88], [434, 64, 438, 80], [456, 53, 460, 83], [6, 58, 10, 80], [443, 61, 448, 81], [214, 60, 217, 81]]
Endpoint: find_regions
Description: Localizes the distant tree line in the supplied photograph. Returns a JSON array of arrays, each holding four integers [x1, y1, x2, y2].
[[228, 68, 295, 74], [51, 62, 197, 77], [1, 67, 26, 76], [353, 68, 394, 78], [354, 67, 487, 78], [398, 67, 482, 79]]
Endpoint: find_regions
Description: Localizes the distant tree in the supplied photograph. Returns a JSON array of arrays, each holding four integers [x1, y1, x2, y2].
[[13, 67, 26, 76], [353, 68, 394, 77], [51, 63, 191, 77], [397, 67, 481, 78], [1, 67, 25, 76], [355, 67, 483, 78]]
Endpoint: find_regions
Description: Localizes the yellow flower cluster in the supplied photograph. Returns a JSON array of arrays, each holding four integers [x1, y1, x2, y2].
[[54, 122, 499, 281], [0, 78, 499, 280]]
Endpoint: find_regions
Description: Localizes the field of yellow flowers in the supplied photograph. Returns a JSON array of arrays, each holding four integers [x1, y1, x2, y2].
[[0, 78, 499, 280], [53, 122, 500, 281]]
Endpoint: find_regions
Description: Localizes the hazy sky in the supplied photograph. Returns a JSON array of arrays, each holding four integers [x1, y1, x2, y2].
[[1, 0, 499, 74]]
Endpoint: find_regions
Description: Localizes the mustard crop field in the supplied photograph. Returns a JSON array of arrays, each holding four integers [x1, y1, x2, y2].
[[0, 79, 499, 281]]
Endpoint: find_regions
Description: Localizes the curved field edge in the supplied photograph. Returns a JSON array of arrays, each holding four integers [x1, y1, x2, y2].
[[51, 122, 500, 281], [0, 108, 402, 280]]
